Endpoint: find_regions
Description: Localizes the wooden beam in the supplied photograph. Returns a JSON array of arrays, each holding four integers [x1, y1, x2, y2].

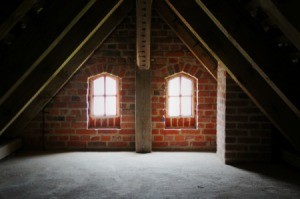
[[3, 0, 134, 138], [166, 0, 300, 151], [0, 0, 37, 40], [257, 0, 300, 51], [272, 0, 300, 33], [135, 69, 152, 153], [0, 0, 131, 137], [0, 0, 90, 100], [0, 138, 22, 160], [153, 0, 217, 80], [136, 0, 152, 70]]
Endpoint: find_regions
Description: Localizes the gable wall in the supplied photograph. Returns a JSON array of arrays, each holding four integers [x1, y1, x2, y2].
[[22, 11, 273, 161], [22, 11, 217, 151]]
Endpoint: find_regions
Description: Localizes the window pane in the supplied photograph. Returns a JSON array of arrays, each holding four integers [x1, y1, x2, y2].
[[168, 77, 180, 96], [106, 96, 117, 116], [168, 97, 180, 116], [181, 96, 192, 116], [94, 97, 104, 116], [93, 77, 104, 95], [181, 77, 192, 96], [106, 76, 117, 95]]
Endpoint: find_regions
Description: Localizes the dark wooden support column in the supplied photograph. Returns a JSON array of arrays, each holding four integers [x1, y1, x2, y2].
[[135, 69, 152, 153]]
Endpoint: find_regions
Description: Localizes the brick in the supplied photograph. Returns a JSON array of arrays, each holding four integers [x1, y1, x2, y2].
[[155, 122, 165, 128], [191, 142, 206, 147], [80, 135, 90, 141], [195, 136, 204, 141], [170, 141, 188, 147], [160, 129, 179, 135], [108, 142, 127, 147], [154, 135, 163, 142], [122, 135, 134, 142], [55, 129, 75, 134], [91, 136, 100, 141], [153, 142, 168, 147], [76, 129, 95, 135], [70, 136, 80, 141], [152, 116, 163, 122], [71, 122, 86, 128], [121, 122, 134, 129], [182, 129, 199, 134], [59, 136, 69, 141], [99, 129, 118, 134], [226, 137, 236, 143], [120, 129, 135, 134], [175, 136, 184, 141], [101, 135, 111, 141], [68, 141, 86, 147], [202, 129, 216, 135], [152, 129, 160, 134], [164, 136, 174, 141], [226, 145, 248, 151], [88, 142, 106, 147], [238, 137, 260, 143]]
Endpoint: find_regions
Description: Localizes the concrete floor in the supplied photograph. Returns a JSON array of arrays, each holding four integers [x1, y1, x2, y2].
[[0, 152, 299, 199]]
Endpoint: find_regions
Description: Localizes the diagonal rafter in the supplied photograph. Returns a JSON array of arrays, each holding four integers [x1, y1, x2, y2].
[[1, 0, 134, 137], [153, 0, 217, 80], [0, 0, 38, 40], [165, 0, 300, 151]]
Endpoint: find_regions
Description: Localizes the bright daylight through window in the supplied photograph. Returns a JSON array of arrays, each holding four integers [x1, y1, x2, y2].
[[167, 75, 193, 117], [91, 74, 118, 117]]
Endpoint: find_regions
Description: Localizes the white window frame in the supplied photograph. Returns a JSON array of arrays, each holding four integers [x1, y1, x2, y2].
[[89, 73, 120, 118], [166, 73, 195, 118]]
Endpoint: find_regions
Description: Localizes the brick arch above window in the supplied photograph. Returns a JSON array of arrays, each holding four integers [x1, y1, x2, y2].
[[84, 64, 128, 79], [165, 72, 198, 129], [165, 64, 204, 78], [88, 72, 120, 129]]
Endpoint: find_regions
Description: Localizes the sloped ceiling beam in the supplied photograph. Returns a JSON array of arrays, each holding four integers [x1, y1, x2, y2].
[[0, 0, 37, 40], [153, 0, 217, 80], [0, 0, 134, 137], [257, 0, 300, 51], [0, 0, 90, 101], [136, 0, 152, 69], [165, 0, 300, 151]]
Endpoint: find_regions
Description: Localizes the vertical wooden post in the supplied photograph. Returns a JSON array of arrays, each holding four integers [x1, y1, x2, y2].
[[136, 0, 152, 69], [135, 69, 152, 153]]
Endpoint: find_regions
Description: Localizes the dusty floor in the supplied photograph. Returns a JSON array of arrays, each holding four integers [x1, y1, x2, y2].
[[0, 151, 299, 199]]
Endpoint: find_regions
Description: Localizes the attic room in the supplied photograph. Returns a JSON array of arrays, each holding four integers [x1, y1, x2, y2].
[[0, 0, 299, 198]]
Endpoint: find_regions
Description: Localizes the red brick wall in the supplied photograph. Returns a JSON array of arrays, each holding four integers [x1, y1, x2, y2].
[[225, 76, 272, 162], [22, 13, 136, 150], [22, 10, 274, 161], [22, 11, 217, 151], [150, 13, 217, 151], [216, 65, 273, 163]]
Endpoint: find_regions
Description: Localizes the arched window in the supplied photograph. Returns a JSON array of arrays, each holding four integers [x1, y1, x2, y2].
[[166, 73, 194, 117], [89, 73, 119, 118], [165, 72, 197, 129]]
